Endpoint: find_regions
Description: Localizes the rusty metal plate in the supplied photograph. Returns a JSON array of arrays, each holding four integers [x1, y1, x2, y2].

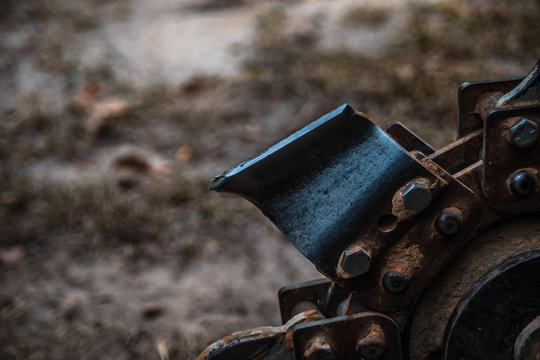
[[457, 77, 522, 139], [292, 312, 402, 360], [409, 214, 540, 360], [482, 107, 540, 213], [349, 155, 482, 312], [278, 279, 331, 324], [385, 121, 435, 155], [198, 310, 324, 360]]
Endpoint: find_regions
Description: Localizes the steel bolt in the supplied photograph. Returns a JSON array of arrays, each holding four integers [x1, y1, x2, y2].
[[402, 181, 432, 212], [509, 170, 536, 197], [382, 271, 409, 293], [339, 247, 372, 277], [435, 208, 463, 236], [509, 118, 538, 149], [303, 338, 335, 360]]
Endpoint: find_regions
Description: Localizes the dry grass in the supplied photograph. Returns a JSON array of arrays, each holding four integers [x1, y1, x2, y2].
[[244, 0, 540, 145], [1, 0, 540, 358]]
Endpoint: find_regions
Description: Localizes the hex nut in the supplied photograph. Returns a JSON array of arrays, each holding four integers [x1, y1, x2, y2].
[[509, 118, 538, 149], [402, 181, 432, 213], [339, 247, 372, 278]]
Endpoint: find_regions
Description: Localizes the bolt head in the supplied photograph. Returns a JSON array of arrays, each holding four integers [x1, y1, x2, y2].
[[435, 209, 463, 236], [509, 170, 536, 196], [339, 247, 372, 277], [402, 182, 432, 212], [382, 271, 409, 293], [509, 118, 538, 149]]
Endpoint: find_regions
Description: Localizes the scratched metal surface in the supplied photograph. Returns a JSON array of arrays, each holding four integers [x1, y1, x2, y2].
[[210, 104, 425, 275]]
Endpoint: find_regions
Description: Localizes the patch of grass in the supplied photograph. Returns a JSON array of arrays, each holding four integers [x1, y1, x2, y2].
[[242, 0, 540, 148]]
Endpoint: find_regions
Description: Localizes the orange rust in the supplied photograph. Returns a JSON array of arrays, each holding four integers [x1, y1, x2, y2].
[[475, 91, 504, 119]]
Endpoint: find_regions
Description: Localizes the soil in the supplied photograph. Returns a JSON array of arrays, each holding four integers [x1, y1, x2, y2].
[[1, 0, 539, 359]]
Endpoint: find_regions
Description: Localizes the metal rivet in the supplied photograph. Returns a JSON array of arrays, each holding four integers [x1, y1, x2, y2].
[[303, 338, 335, 360], [509, 170, 536, 196], [509, 118, 538, 149], [402, 181, 432, 212], [382, 271, 409, 293], [435, 208, 463, 236], [357, 341, 385, 360], [357, 325, 386, 360], [339, 247, 372, 278]]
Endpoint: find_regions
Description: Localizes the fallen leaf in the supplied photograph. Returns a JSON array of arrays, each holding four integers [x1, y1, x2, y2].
[[175, 145, 193, 162]]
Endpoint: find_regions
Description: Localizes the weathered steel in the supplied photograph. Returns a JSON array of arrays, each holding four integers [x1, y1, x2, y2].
[[201, 58, 540, 360], [197, 310, 324, 360], [385, 121, 435, 155], [482, 106, 539, 213], [210, 104, 441, 282], [278, 279, 331, 324], [292, 312, 402, 360], [444, 251, 540, 360], [409, 214, 540, 360], [457, 77, 522, 138]]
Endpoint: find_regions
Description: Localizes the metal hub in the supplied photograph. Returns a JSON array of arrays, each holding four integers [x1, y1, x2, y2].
[[409, 215, 540, 360], [443, 250, 540, 360]]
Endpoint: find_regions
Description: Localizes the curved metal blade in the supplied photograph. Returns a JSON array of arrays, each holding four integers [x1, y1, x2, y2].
[[210, 104, 433, 277]]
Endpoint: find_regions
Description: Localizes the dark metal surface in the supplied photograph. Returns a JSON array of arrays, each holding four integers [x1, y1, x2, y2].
[[385, 122, 435, 155], [482, 106, 540, 213], [457, 77, 522, 139], [350, 153, 482, 311], [201, 58, 540, 360], [401, 181, 432, 213], [303, 337, 336, 360], [292, 312, 402, 360], [197, 310, 325, 360], [510, 170, 537, 196], [435, 208, 463, 236], [409, 214, 540, 360], [382, 271, 409, 294], [428, 129, 483, 175], [338, 246, 372, 278], [509, 118, 538, 150], [443, 251, 540, 360], [210, 104, 440, 282], [278, 279, 331, 324]]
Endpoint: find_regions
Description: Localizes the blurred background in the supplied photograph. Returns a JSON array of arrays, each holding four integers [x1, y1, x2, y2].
[[1, 0, 539, 359]]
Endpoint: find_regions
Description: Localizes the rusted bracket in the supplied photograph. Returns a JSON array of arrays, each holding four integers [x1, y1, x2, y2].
[[198, 309, 325, 360], [211, 103, 483, 312], [292, 312, 402, 360]]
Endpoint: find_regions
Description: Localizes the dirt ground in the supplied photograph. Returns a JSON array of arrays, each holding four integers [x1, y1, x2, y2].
[[1, 0, 539, 359]]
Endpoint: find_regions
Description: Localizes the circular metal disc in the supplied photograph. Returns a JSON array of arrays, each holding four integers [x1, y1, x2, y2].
[[408, 214, 540, 360]]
